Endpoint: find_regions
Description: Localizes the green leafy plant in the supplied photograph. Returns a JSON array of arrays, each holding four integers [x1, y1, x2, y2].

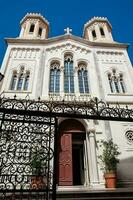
[[30, 147, 47, 176], [99, 139, 121, 173]]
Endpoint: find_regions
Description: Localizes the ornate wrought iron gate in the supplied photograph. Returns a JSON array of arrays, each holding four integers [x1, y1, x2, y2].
[[0, 98, 57, 200], [0, 97, 133, 199]]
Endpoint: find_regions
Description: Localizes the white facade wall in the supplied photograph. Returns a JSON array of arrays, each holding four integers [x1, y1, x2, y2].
[[0, 15, 133, 188]]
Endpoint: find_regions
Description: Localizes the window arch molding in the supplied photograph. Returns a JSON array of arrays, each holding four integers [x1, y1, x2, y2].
[[77, 59, 88, 66], [64, 52, 73, 61], [61, 50, 74, 62], [48, 58, 61, 67], [50, 60, 61, 69], [77, 61, 88, 70]]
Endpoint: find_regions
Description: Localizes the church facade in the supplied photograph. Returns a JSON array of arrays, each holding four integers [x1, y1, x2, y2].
[[0, 13, 133, 189]]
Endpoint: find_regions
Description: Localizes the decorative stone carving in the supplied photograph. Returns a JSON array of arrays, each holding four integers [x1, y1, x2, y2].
[[10, 48, 41, 59], [96, 50, 124, 63], [125, 130, 133, 143], [46, 43, 91, 55]]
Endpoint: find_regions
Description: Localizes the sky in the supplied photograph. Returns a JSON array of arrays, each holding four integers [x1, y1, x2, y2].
[[0, 0, 133, 65]]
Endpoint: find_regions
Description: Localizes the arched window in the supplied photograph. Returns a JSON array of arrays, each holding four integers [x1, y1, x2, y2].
[[10, 67, 30, 91], [92, 29, 96, 39], [38, 27, 42, 37], [17, 74, 24, 90], [49, 62, 60, 93], [107, 70, 126, 93], [100, 27, 105, 36], [64, 54, 74, 93], [29, 24, 35, 33], [24, 73, 30, 90], [10, 73, 17, 90], [78, 63, 89, 93]]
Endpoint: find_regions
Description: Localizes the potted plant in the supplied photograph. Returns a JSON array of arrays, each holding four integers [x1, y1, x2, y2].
[[30, 146, 47, 189], [99, 139, 121, 188]]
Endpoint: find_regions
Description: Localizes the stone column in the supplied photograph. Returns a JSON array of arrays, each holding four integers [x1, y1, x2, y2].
[[88, 29, 93, 42], [24, 20, 31, 36], [89, 130, 99, 184], [84, 138, 90, 185], [95, 25, 101, 40], [74, 66, 79, 95], [42, 28, 46, 39], [34, 20, 40, 37], [103, 25, 113, 41], [19, 26, 25, 37]]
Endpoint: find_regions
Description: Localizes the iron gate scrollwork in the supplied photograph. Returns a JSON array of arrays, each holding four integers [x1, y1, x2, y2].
[[0, 98, 56, 200], [0, 96, 133, 199]]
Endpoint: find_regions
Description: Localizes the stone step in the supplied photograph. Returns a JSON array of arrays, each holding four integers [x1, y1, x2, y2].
[[56, 188, 133, 200]]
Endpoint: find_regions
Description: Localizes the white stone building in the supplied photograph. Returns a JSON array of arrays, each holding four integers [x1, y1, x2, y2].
[[0, 13, 133, 189]]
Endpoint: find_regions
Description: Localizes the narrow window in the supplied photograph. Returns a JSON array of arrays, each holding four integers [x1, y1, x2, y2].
[[114, 77, 120, 93], [38, 27, 42, 37], [49, 62, 60, 93], [29, 24, 35, 33], [92, 30, 96, 39], [120, 74, 125, 93], [17, 74, 24, 90], [64, 54, 74, 93], [100, 27, 105, 36], [78, 68, 89, 93], [10, 74, 17, 90], [108, 74, 114, 93], [24, 73, 30, 90]]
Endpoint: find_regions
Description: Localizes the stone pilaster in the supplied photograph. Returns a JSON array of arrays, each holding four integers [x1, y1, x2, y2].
[[89, 130, 99, 184]]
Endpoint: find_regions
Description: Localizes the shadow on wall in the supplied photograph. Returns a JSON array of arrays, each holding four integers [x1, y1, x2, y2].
[[117, 156, 133, 187]]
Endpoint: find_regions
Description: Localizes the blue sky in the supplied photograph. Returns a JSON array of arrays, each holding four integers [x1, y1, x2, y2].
[[0, 0, 133, 65]]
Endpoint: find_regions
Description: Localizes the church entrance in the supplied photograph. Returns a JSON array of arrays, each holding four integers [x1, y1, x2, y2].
[[57, 119, 86, 186]]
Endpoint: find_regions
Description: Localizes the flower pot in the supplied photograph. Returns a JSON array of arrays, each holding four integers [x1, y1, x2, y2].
[[104, 172, 117, 188], [31, 176, 47, 189]]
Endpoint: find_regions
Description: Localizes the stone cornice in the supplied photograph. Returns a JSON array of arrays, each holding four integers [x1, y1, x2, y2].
[[20, 13, 49, 26], [84, 17, 112, 31], [5, 34, 129, 49]]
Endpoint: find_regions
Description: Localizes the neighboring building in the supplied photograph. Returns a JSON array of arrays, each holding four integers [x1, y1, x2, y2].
[[0, 13, 133, 189]]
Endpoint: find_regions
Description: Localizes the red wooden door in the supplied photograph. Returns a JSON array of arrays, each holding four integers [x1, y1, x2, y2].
[[58, 132, 73, 186]]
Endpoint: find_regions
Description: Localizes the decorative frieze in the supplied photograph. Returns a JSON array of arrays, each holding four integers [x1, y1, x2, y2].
[[96, 50, 125, 63], [46, 43, 91, 54], [10, 48, 41, 59]]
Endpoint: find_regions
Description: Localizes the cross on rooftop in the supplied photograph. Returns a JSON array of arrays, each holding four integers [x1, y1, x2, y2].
[[64, 27, 72, 35]]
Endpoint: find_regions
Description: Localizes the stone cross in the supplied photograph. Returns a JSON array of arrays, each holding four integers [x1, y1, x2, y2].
[[64, 27, 72, 35]]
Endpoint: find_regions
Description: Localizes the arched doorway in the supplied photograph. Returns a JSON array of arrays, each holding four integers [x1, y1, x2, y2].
[[57, 119, 86, 186]]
